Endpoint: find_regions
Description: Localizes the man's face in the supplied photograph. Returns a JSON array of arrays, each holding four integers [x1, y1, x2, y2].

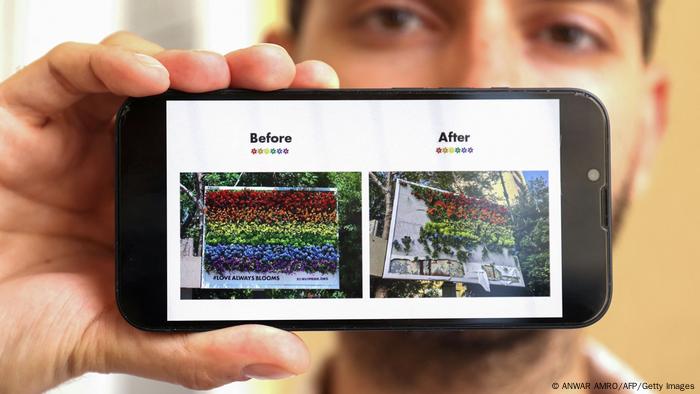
[[281, 0, 668, 217], [271, 1, 668, 386]]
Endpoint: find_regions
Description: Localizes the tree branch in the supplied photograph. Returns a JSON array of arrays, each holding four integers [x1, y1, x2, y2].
[[369, 172, 388, 194], [233, 172, 245, 187], [180, 183, 205, 211]]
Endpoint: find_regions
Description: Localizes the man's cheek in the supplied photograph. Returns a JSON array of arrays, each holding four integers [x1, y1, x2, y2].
[[582, 81, 645, 200], [531, 66, 644, 193]]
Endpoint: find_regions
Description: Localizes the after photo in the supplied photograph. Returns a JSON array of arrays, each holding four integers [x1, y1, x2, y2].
[[180, 172, 362, 299], [369, 171, 550, 298]]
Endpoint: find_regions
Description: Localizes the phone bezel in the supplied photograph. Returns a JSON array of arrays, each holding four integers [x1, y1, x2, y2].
[[115, 88, 611, 331]]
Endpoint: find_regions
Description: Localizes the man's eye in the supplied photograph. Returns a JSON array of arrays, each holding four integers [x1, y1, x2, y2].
[[536, 24, 604, 52], [359, 7, 424, 33]]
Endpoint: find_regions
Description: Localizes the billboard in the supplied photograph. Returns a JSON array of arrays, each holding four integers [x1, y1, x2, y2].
[[201, 186, 340, 289], [383, 179, 525, 291]]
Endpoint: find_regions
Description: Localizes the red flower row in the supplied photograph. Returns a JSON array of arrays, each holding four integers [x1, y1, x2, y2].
[[207, 206, 337, 224], [412, 186, 509, 225], [426, 206, 508, 226], [206, 190, 337, 223]]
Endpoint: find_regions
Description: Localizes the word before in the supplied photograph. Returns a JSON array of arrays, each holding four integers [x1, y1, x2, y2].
[[250, 132, 292, 143]]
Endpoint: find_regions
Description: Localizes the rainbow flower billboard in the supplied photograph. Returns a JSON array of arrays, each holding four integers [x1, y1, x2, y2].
[[201, 186, 340, 289]]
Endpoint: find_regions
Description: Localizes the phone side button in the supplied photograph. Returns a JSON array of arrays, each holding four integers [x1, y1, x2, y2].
[[600, 186, 610, 229]]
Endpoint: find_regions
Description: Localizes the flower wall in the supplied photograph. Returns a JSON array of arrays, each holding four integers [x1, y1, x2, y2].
[[204, 189, 339, 275], [410, 185, 515, 261]]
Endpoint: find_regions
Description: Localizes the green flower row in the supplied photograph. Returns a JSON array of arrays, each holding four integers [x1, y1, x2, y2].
[[206, 220, 338, 247], [420, 220, 515, 249]]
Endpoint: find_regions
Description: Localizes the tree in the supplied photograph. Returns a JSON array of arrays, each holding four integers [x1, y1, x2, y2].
[[180, 172, 205, 256], [511, 176, 550, 296], [369, 171, 393, 239]]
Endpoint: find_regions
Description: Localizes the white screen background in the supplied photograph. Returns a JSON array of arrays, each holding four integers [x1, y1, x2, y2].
[[166, 99, 562, 321]]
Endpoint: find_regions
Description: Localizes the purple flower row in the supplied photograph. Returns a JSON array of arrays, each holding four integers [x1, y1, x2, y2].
[[208, 257, 338, 275], [205, 243, 339, 275]]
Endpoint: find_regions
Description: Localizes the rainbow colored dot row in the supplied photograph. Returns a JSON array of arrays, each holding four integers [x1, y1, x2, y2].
[[436, 146, 474, 154], [251, 148, 290, 155]]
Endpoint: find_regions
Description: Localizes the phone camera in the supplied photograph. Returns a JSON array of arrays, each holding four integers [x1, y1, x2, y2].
[[587, 168, 600, 182]]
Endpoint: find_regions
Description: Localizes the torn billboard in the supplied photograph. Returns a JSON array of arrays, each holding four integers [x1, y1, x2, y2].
[[383, 180, 525, 291]]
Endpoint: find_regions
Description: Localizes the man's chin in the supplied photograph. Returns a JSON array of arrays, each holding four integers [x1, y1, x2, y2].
[[337, 330, 576, 390], [340, 329, 551, 360]]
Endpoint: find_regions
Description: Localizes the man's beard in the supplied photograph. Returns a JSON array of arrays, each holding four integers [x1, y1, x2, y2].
[[337, 330, 579, 392], [336, 176, 632, 391], [611, 169, 633, 243]]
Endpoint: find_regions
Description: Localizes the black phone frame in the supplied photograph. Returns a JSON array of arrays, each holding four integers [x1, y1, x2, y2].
[[115, 88, 611, 331]]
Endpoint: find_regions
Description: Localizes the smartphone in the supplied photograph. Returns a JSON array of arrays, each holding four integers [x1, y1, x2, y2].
[[116, 88, 611, 331]]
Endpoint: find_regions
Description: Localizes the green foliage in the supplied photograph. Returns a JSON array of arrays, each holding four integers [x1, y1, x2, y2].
[[392, 236, 414, 253], [180, 172, 197, 237], [401, 235, 413, 252], [417, 219, 515, 258], [205, 221, 338, 247], [202, 172, 243, 186], [511, 177, 550, 296], [421, 287, 442, 297], [328, 172, 363, 299], [370, 276, 430, 298]]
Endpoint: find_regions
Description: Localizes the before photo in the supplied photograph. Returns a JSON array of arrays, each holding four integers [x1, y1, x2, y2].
[[180, 172, 362, 299]]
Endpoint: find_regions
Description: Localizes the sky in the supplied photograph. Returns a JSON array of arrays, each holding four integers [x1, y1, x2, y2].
[[523, 170, 549, 186]]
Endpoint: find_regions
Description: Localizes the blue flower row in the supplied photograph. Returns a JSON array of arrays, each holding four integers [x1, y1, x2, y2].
[[205, 243, 340, 274], [206, 243, 339, 262]]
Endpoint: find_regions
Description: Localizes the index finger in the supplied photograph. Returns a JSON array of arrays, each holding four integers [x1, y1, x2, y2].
[[100, 31, 165, 54], [0, 41, 170, 126]]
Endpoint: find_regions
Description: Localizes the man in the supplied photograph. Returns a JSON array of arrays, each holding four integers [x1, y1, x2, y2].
[[268, 1, 667, 393], [0, 0, 666, 393]]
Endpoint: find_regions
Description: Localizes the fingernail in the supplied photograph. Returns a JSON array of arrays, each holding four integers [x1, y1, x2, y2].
[[133, 53, 166, 69], [322, 69, 340, 89], [242, 364, 295, 380]]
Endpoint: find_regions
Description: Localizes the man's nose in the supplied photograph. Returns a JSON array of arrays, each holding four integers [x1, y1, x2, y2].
[[439, 1, 524, 88]]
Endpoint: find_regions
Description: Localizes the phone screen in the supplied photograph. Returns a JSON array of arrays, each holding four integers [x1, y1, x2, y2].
[[166, 98, 562, 321]]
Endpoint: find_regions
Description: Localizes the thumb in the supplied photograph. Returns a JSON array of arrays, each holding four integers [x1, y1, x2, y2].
[[89, 317, 310, 390]]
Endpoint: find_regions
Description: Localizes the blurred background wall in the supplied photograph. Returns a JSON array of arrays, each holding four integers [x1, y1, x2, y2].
[[1, 0, 698, 392], [0, 0, 274, 79], [586, 0, 700, 382]]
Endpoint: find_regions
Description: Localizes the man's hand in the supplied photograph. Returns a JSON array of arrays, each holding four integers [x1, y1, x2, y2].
[[0, 31, 339, 393]]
